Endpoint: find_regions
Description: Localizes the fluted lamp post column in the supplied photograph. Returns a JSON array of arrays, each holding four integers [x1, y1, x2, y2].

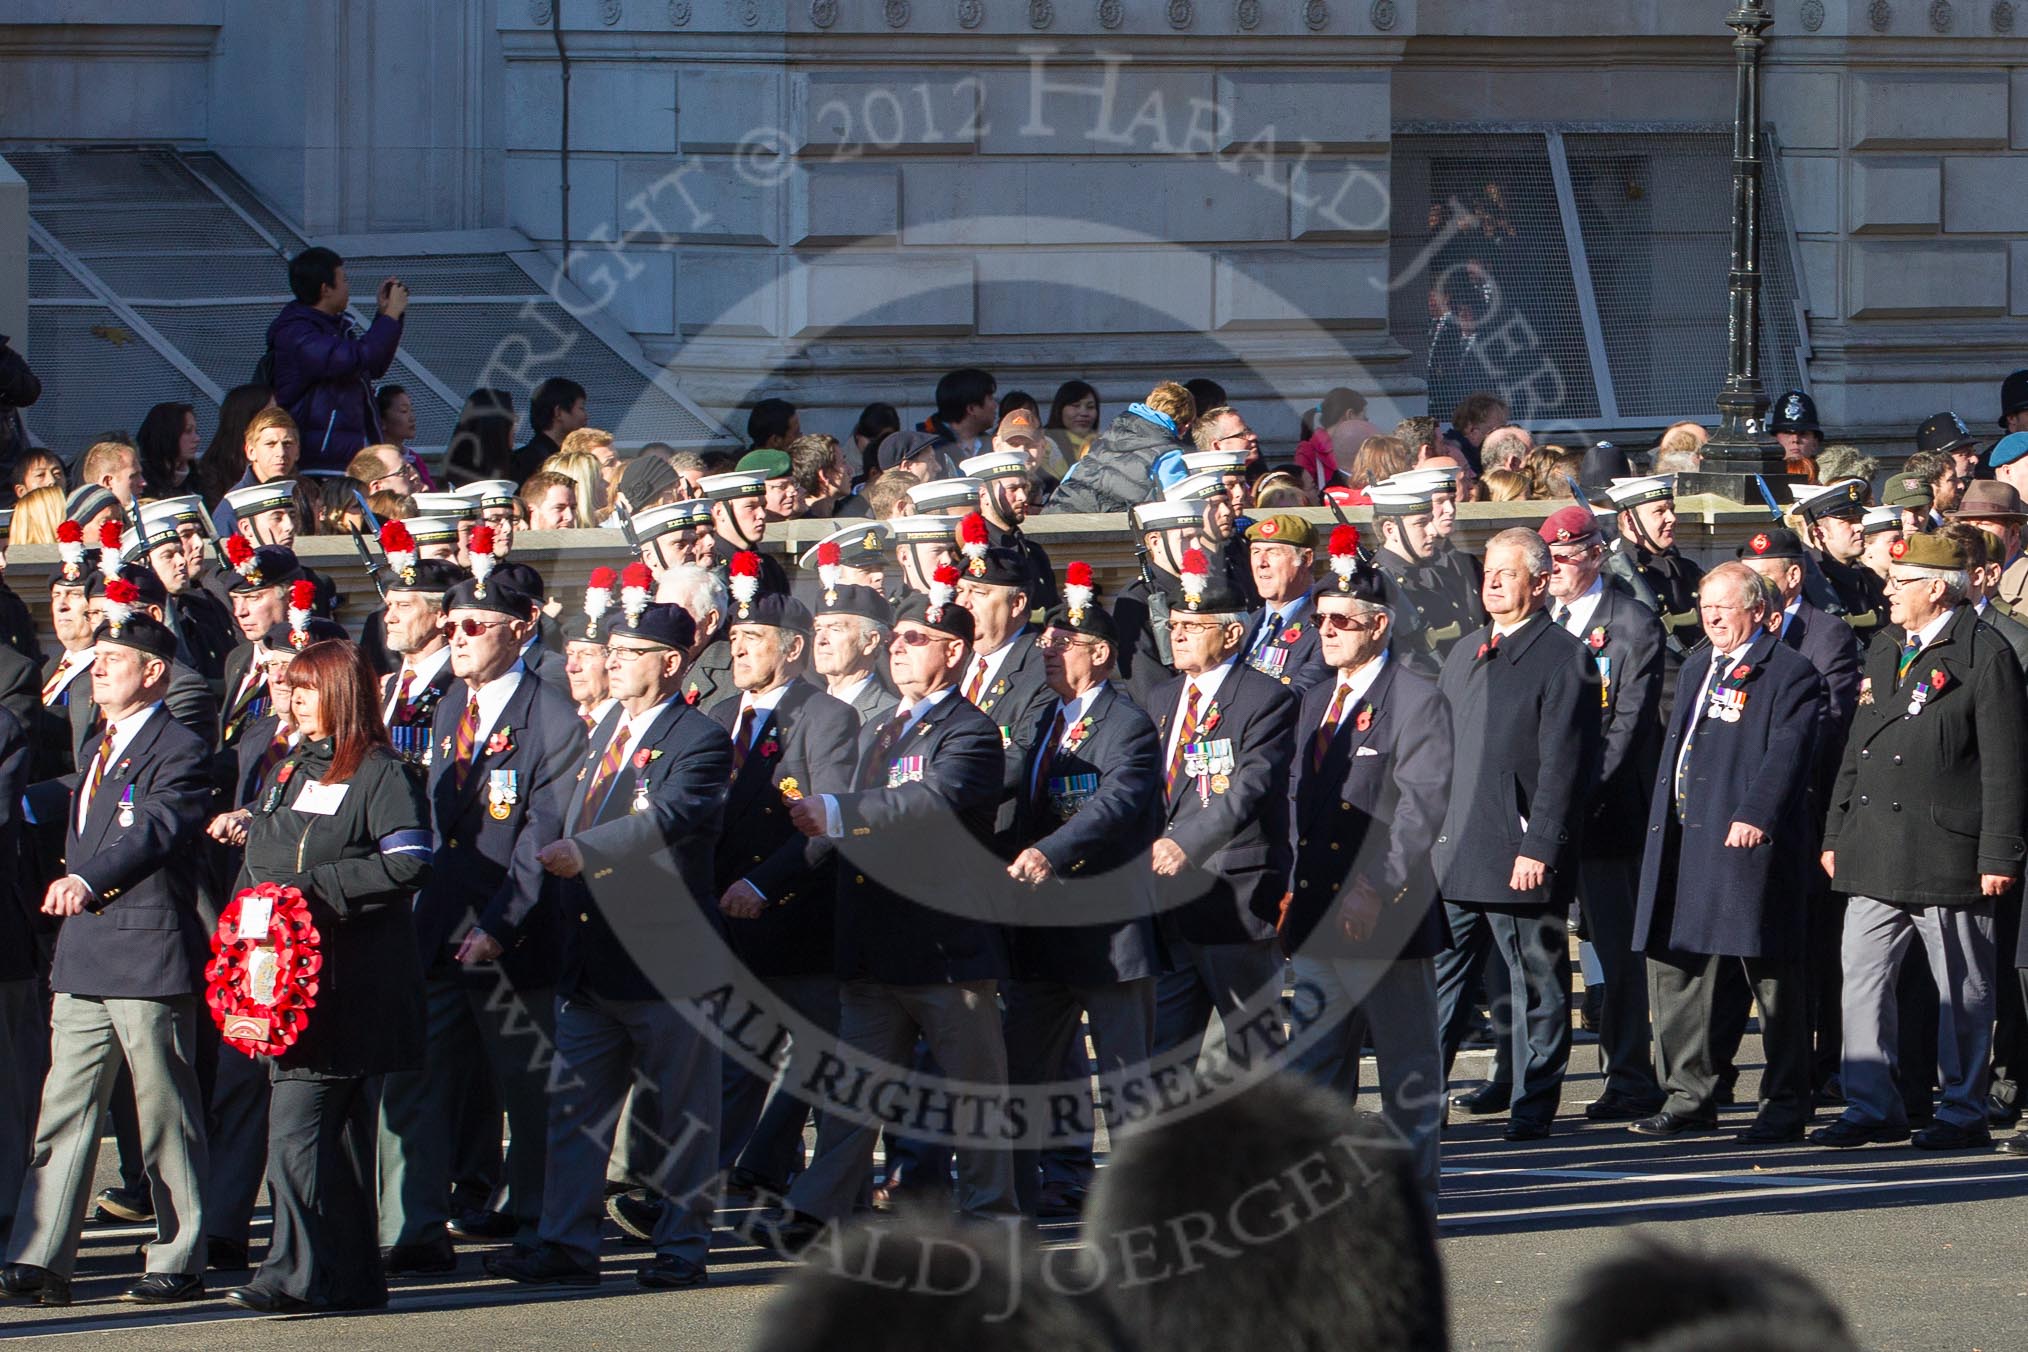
[[1682, 4, 1789, 504]]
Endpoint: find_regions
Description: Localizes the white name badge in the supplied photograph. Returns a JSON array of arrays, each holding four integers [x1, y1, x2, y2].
[[293, 780, 350, 816], [236, 893, 273, 939]]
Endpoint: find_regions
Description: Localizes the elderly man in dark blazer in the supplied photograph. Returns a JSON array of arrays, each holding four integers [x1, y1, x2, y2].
[[711, 593, 860, 1199], [487, 602, 734, 1290], [2, 614, 213, 1306], [1283, 537, 1451, 1208], [951, 538, 1056, 851], [1814, 531, 2028, 1149], [1145, 552, 1299, 1058], [1632, 562, 1827, 1141], [379, 576, 585, 1268], [1538, 504, 1668, 1121], [1239, 513, 1330, 695], [766, 589, 1019, 1248], [1000, 580, 1164, 1217], [1432, 527, 1601, 1141]]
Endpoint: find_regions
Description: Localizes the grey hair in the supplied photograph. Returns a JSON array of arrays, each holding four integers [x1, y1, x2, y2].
[[656, 562, 729, 624], [846, 615, 889, 648], [1485, 526, 1552, 578], [1701, 560, 1768, 614], [1900, 565, 1970, 605], [1652, 447, 1703, 475]]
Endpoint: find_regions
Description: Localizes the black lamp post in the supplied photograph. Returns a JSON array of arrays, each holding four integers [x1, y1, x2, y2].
[[1685, 4, 1787, 502]]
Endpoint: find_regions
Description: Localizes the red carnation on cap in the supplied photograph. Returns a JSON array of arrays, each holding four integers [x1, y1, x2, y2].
[[729, 550, 760, 577], [933, 563, 960, 588], [620, 561, 654, 624], [57, 519, 82, 545], [729, 549, 761, 612], [290, 579, 317, 612], [621, 561, 654, 591], [1066, 561, 1094, 588], [470, 524, 497, 557], [1064, 561, 1095, 620], [378, 520, 414, 553], [588, 566, 618, 589], [816, 540, 841, 567], [1330, 524, 1360, 556], [99, 520, 122, 552], [225, 534, 254, 567], [1181, 548, 1208, 575], [103, 578, 139, 606]]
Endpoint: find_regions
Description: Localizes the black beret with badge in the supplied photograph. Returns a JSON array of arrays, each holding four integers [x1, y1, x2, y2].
[[1049, 561, 1117, 642], [814, 582, 892, 626]]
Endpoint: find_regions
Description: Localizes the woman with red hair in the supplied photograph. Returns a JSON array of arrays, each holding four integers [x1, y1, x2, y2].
[[217, 639, 431, 1312]]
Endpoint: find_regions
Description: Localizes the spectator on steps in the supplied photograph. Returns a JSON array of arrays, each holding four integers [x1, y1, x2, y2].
[[266, 247, 407, 474]]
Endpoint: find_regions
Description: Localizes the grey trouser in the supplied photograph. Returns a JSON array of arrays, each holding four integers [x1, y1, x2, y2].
[[721, 974, 840, 1189], [6, 993, 208, 1277], [1152, 937, 1280, 1059], [785, 980, 1017, 1225], [1002, 976, 1154, 1216], [539, 991, 720, 1268], [1288, 956, 1443, 1211], [1839, 895, 1996, 1130]]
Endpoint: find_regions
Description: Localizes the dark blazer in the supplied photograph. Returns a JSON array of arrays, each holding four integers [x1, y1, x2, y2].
[[968, 635, 1057, 846], [714, 680, 861, 979], [681, 637, 737, 713], [831, 691, 1009, 984], [36, 706, 212, 999], [1006, 683, 1164, 985], [553, 698, 733, 1002], [1147, 661, 1299, 946], [1779, 597, 1866, 804], [1285, 661, 1452, 961], [31, 653, 93, 779], [381, 657, 456, 766], [1981, 600, 2028, 674], [836, 672, 898, 728], [1633, 635, 1825, 960], [1569, 582, 1666, 852], [238, 741, 432, 1077], [417, 672, 585, 988], [1823, 606, 2028, 907], [170, 588, 235, 688], [0, 642, 39, 732], [220, 643, 269, 749], [520, 637, 573, 700], [0, 709, 36, 982], [1241, 591, 1330, 696], [1433, 611, 1601, 910]]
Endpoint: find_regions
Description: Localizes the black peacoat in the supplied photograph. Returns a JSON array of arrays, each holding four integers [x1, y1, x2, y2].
[[1823, 605, 2028, 908], [1633, 634, 1826, 960]]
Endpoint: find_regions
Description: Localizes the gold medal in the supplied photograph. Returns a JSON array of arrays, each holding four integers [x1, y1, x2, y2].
[[1210, 773, 1230, 795], [488, 799, 512, 821]]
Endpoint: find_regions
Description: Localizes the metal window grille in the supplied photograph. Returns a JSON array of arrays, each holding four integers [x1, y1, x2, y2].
[[1390, 129, 1809, 435], [14, 145, 734, 459]]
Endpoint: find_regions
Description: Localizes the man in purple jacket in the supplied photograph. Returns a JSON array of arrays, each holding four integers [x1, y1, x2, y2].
[[266, 247, 408, 473]]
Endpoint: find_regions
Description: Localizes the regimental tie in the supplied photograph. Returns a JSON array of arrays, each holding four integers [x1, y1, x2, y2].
[[1897, 634, 1923, 685], [580, 723, 631, 830], [963, 657, 988, 705], [731, 704, 756, 777], [391, 667, 416, 721], [255, 724, 291, 789], [1673, 655, 1734, 820], [1552, 603, 1571, 628], [1248, 612, 1280, 663], [84, 727, 115, 828], [1031, 708, 1068, 798], [860, 708, 910, 787], [1165, 683, 1201, 796], [223, 667, 265, 742], [1314, 678, 1353, 771], [453, 696, 480, 791]]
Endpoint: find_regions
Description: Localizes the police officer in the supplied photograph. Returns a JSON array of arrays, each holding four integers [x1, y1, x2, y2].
[[1917, 411, 1983, 487], [1770, 389, 1825, 471]]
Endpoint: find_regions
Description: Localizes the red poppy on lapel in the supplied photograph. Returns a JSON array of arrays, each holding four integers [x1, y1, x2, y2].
[[1354, 705, 1373, 733]]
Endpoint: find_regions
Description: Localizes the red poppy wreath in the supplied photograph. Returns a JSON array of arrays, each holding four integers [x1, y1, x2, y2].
[[204, 882, 323, 1058]]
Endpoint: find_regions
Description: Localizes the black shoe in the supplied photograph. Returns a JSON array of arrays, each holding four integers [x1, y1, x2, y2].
[[1712, 1081, 1737, 1108], [447, 1209, 520, 1242], [1912, 1121, 1993, 1150], [754, 1207, 830, 1258], [206, 1237, 250, 1272], [483, 1243, 599, 1287], [0, 1264, 68, 1306], [120, 1272, 206, 1304], [636, 1255, 708, 1289], [93, 1183, 154, 1224], [1629, 1110, 1718, 1137], [1809, 1119, 1911, 1148], [606, 1191, 664, 1243], [1585, 1092, 1665, 1122], [1034, 1184, 1087, 1220], [224, 1285, 313, 1314], [1503, 1119, 1552, 1141], [721, 1167, 785, 1206], [382, 1236, 458, 1275], [1740, 1119, 1807, 1144], [2003, 1131, 2028, 1156], [1454, 1083, 1511, 1114]]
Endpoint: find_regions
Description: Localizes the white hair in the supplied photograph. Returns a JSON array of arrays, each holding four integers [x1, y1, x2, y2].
[[656, 562, 728, 627]]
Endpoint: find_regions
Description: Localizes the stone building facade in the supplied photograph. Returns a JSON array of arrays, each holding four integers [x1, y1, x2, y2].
[[3, 0, 2026, 449]]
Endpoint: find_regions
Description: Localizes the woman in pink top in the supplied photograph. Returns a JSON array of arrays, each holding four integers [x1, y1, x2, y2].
[[1295, 386, 1381, 491]]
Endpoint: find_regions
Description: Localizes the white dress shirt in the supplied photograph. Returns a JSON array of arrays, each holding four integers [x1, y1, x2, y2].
[[1164, 657, 1238, 767], [820, 685, 956, 837], [43, 645, 95, 706], [961, 637, 1022, 704], [463, 664, 525, 748], [76, 702, 163, 836], [588, 697, 679, 820], [1553, 577, 1605, 634], [1030, 681, 1108, 796], [732, 681, 793, 751]]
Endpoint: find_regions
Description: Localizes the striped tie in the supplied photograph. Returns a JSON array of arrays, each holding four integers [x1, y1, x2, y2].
[[1165, 683, 1202, 797], [1897, 636, 1922, 685], [390, 667, 416, 723], [579, 723, 632, 830], [255, 725, 291, 791], [1313, 679, 1353, 771], [1031, 708, 1068, 800], [453, 696, 480, 790], [963, 657, 988, 705], [86, 728, 115, 819], [730, 704, 756, 777], [224, 666, 266, 743]]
